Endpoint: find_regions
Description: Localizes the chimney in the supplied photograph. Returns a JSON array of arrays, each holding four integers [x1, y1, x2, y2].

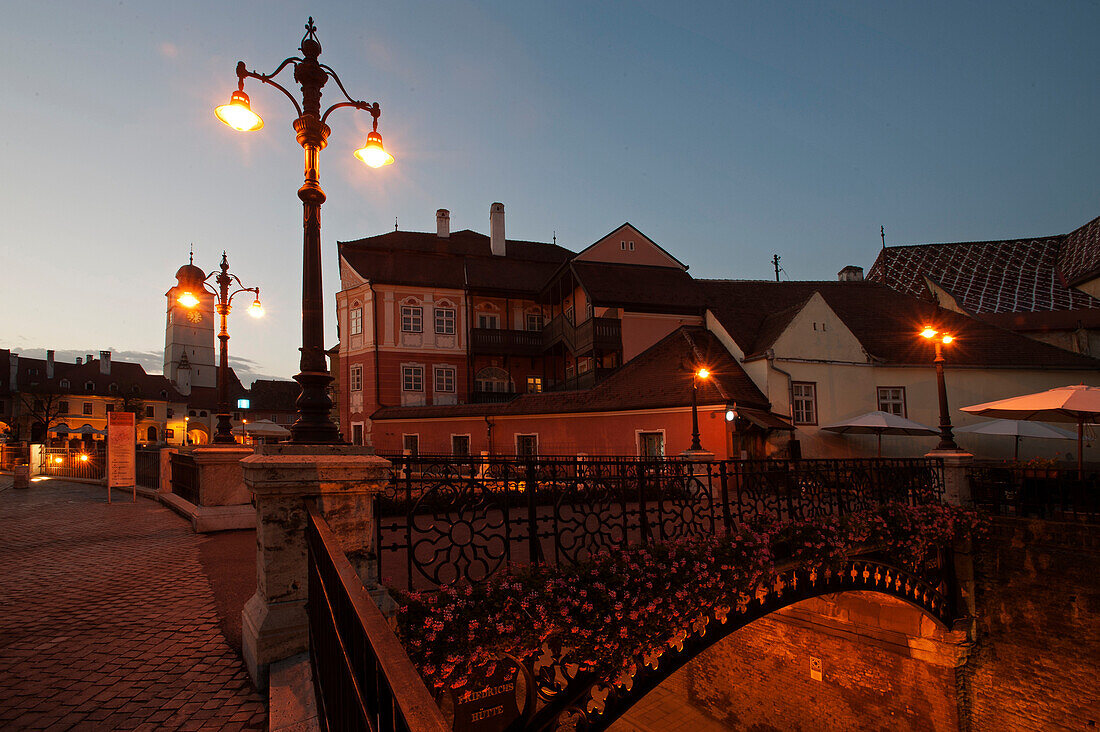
[[9, 354, 16, 391], [838, 265, 864, 282], [100, 350, 111, 375], [46, 350, 55, 379], [86, 353, 94, 364], [489, 202, 506, 256], [436, 208, 450, 238], [76, 356, 82, 365]]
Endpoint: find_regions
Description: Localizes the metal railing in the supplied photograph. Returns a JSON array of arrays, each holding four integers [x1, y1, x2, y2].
[[170, 452, 199, 504], [39, 446, 105, 480], [306, 504, 450, 732], [542, 314, 621, 354], [136, 449, 161, 490], [968, 465, 1100, 522], [376, 456, 944, 590]]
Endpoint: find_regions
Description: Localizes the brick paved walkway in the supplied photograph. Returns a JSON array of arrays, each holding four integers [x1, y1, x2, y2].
[[0, 477, 267, 730]]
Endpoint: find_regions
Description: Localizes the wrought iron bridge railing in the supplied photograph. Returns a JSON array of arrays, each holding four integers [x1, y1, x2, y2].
[[136, 448, 161, 491], [968, 465, 1100, 523], [169, 452, 199, 505], [375, 456, 944, 591]]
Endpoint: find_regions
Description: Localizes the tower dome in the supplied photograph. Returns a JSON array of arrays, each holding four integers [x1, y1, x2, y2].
[[175, 262, 206, 287]]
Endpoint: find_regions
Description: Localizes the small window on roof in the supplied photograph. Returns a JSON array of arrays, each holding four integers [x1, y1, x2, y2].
[[109, 383, 118, 393], [620, 240, 626, 250], [60, 379, 70, 389], [160, 390, 167, 398], [85, 381, 95, 391], [629, 241, 635, 250]]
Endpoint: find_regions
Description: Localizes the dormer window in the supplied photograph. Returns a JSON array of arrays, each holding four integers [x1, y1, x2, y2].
[[132, 385, 140, 394], [160, 390, 168, 398], [85, 381, 95, 391], [60, 379, 70, 389], [109, 383, 119, 393]]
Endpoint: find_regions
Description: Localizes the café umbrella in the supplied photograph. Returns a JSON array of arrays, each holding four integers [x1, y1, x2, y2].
[[821, 410, 938, 457], [961, 385, 1100, 473], [231, 419, 291, 441], [954, 419, 1077, 461]]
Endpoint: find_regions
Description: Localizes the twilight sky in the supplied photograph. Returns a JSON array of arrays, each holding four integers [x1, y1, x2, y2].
[[2, 1, 1098, 383]]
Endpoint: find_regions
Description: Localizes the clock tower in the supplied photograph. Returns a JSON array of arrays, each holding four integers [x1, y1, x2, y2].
[[164, 254, 216, 394]]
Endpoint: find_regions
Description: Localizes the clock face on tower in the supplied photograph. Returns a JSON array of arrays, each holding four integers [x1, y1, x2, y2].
[[186, 310, 204, 324]]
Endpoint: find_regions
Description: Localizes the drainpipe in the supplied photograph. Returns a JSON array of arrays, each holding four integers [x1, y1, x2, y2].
[[484, 415, 494, 455], [368, 282, 382, 411], [767, 351, 800, 459]]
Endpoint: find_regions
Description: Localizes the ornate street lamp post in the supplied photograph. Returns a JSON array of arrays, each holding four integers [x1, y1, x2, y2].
[[213, 17, 394, 444], [178, 253, 263, 444], [920, 327, 960, 451], [690, 367, 710, 452]]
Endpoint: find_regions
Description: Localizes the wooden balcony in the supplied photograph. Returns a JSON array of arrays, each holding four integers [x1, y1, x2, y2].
[[470, 328, 544, 356], [542, 315, 622, 354]]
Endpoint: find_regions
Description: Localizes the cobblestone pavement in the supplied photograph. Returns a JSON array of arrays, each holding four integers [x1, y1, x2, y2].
[[0, 477, 267, 730]]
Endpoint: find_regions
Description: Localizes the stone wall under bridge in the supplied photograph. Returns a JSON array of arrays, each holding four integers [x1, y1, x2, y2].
[[613, 515, 1100, 731]]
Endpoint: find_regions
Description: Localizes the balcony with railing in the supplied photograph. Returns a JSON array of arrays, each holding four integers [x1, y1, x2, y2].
[[470, 327, 543, 356], [470, 389, 518, 404], [542, 314, 621, 354]]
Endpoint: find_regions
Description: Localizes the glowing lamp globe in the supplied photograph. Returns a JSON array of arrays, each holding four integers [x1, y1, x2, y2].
[[215, 90, 264, 132], [920, 327, 937, 339], [696, 368, 710, 379], [354, 130, 394, 168], [248, 298, 264, 318], [177, 291, 200, 308], [941, 334, 954, 344]]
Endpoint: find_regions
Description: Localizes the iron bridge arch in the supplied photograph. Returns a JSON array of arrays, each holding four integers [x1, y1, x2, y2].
[[511, 555, 959, 732]]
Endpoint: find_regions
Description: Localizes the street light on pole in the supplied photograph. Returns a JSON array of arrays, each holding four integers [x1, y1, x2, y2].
[[690, 367, 710, 452], [921, 326, 960, 451], [213, 17, 395, 444], [178, 252, 262, 444]]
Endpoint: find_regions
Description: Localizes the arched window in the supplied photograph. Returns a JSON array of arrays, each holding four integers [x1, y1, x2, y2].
[[147, 426, 158, 442], [188, 410, 197, 417], [475, 367, 511, 393], [199, 411, 207, 417], [109, 383, 118, 393], [60, 379, 71, 389], [85, 381, 95, 391], [350, 300, 363, 336]]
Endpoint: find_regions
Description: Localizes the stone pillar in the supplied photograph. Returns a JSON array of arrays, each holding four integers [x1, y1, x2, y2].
[[191, 445, 253, 505], [926, 449, 973, 506], [158, 447, 177, 494], [241, 444, 391, 690]]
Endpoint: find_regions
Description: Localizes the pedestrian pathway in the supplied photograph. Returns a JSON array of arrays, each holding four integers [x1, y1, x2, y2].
[[0, 477, 266, 730]]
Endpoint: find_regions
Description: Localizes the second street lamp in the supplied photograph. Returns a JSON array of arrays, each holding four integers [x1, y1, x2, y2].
[[214, 17, 395, 444], [921, 326, 960, 451], [690, 367, 710, 452], [178, 252, 262, 444]]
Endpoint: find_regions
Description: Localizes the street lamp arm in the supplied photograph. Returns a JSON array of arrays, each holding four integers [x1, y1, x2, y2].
[[226, 285, 259, 306], [318, 62, 371, 105], [239, 60, 305, 117], [320, 100, 379, 126]]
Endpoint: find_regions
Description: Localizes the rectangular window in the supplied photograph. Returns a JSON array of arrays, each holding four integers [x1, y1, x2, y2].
[[350, 307, 363, 336], [526, 376, 543, 393], [401, 306, 423, 333], [516, 434, 538, 457], [435, 308, 456, 335], [352, 423, 364, 446], [145, 406, 155, 418], [792, 382, 817, 425], [525, 313, 544, 332], [877, 387, 906, 417], [403, 434, 419, 456], [477, 313, 500, 329], [350, 364, 363, 392], [83, 402, 93, 416], [435, 367, 456, 393], [59, 401, 69, 415], [451, 434, 470, 456], [577, 357, 591, 373], [165, 428, 174, 439], [639, 431, 665, 458], [402, 366, 424, 392]]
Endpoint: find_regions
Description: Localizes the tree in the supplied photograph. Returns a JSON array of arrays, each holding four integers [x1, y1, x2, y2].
[[19, 383, 67, 443]]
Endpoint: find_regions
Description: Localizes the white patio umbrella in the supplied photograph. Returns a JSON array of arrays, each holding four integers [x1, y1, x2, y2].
[[231, 419, 291, 440], [961, 385, 1100, 473], [955, 419, 1077, 460], [822, 410, 938, 456]]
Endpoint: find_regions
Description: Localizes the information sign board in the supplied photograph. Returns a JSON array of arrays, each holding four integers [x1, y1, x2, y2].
[[107, 411, 136, 502]]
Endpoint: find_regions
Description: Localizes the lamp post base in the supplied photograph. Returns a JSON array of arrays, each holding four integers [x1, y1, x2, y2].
[[288, 370, 341, 444]]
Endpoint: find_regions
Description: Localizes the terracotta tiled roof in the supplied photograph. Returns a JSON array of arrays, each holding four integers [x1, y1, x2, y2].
[[699, 280, 1100, 370], [339, 230, 573, 295], [2, 351, 186, 402], [866, 232, 1100, 314], [247, 379, 299, 411], [1058, 214, 1100, 287], [569, 262, 703, 313], [372, 327, 769, 421]]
